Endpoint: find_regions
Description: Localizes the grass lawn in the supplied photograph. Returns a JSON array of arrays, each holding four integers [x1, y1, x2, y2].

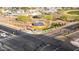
[[16, 15, 32, 22], [42, 14, 53, 20]]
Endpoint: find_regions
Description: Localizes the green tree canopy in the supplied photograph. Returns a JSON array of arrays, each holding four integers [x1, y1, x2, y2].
[[60, 15, 67, 21]]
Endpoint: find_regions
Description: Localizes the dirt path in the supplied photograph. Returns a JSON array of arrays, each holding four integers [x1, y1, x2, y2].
[[0, 16, 24, 30]]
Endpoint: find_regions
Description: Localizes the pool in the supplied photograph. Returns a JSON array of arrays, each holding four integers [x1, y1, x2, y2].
[[32, 21, 48, 29], [32, 21, 45, 26]]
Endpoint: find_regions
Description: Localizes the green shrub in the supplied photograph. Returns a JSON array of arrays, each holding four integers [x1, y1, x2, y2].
[[43, 23, 61, 30], [60, 16, 67, 21]]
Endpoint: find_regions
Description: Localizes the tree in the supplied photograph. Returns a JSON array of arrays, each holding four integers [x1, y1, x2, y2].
[[60, 15, 67, 21]]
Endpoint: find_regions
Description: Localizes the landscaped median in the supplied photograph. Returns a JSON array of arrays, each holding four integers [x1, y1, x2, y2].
[[62, 10, 79, 21], [64, 10, 79, 16]]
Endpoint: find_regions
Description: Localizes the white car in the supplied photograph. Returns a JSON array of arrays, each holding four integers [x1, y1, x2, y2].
[[70, 39, 79, 47], [0, 33, 7, 37]]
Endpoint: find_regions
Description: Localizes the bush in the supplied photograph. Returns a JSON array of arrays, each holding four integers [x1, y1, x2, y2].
[[60, 16, 67, 21], [43, 23, 61, 30], [32, 15, 41, 18]]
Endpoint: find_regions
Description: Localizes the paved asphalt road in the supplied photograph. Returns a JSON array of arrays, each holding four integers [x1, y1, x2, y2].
[[0, 25, 47, 51], [0, 25, 27, 36], [0, 25, 78, 51]]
